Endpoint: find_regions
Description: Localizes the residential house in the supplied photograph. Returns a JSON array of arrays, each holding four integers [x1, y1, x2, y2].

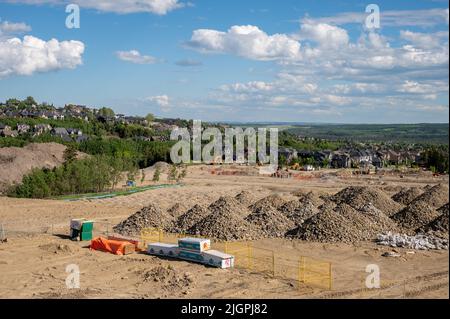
[[52, 127, 69, 137], [33, 124, 52, 136], [330, 151, 351, 168], [17, 124, 31, 134], [66, 128, 83, 136]]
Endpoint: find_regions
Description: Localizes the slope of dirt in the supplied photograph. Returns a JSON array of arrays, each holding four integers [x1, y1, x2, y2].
[[392, 201, 441, 231], [392, 187, 424, 205], [409, 184, 449, 209], [245, 205, 295, 238], [171, 204, 211, 232], [0, 143, 85, 193]]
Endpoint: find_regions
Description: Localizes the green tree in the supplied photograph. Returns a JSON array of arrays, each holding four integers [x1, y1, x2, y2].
[[145, 113, 155, 123], [63, 144, 78, 165], [152, 167, 161, 182], [98, 107, 115, 118], [168, 165, 178, 182]]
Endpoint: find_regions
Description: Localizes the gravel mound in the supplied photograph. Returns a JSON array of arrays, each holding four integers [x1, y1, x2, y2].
[[188, 197, 261, 241], [113, 204, 174, 236], [234, 190, 256, 205], [409, 184, 449, 209], [332, 186, 403, 216], [172, 204, 210, 232], [279, 198, 318, 225], [249, 194, 286, 212], [392, 187, 424, 205], [391, 201, 441, 231], [245, 205, 295, 238], [208, 196, 251, 218], [167, 203, 188, 218], [418, 203, 449, 236], [288, 208, 361, 243]]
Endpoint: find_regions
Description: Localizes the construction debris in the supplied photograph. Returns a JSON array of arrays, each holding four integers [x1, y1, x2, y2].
[[245, 205, 295, 238], [376, 232, 448, 250], [391, 201, 440, 231], [113, 204, 174, 236]]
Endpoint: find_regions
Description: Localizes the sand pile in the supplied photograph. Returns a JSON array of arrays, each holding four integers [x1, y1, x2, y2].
[[245, 205, 295, 238], [234, 190, 256, 206], [409, 184, 449, 209], [249, 194, 286, 212], [332, 186, 403, 216], [391, 201, 441, 231], [113, 204, 174, 236], [142, 266, 193, 295], [172, 204, 210, 232], [358, 203, 400, 233], [392, 187, 424, 205]]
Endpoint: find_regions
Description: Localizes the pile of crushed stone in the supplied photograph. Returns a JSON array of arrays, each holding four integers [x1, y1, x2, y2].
[[234, 190, 256, 205], [332, 186, 403, 216], [418, 203, 449, 237], [279, 198, 319, 225], [391, 200, 441, 231], [142, 265, 193, 295], [392, 187, 424, 205], [409, 184, 449, 209], [249, 194, 286, 212], [376, 232, 448, 250], [167, 203, 188, 218], [113, 204, 174, 236], [188, 197, 261, 241], [245, 205, 295, 238], [171, 204, 210, 232]]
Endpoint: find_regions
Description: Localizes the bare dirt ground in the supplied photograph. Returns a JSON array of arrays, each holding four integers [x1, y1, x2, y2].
[[0, 164, 448, 299]]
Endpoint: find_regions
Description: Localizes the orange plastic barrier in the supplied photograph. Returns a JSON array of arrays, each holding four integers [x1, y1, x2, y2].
[[90, 237, 135, 255]]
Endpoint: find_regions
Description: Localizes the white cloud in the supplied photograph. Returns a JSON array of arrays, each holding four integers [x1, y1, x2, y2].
[[6, 0, 185, 15], [146, 95, 170, 108], [400, 30, 448, 49], [298, 23, 349, 49], [186, 25, 302, 61], [116, 50, 157, 64], [0, 21, 31, 36], [300, 8, 449, 27], [0, 35, 84, 79]]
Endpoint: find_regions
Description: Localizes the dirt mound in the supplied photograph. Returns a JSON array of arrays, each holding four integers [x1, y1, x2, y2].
[[113, 204, 174, 236], [332, 186, 403, 216], [419, 203, 449, 236], [391, 201, 441, 231], [279, 199, 318, 225], [172, 204, 210, 232], [234, 190, 256, 205], [208, 196, 251, 218], [249, 194, 286, 212], [245, 205, 295, 238], [167, 203, 188, 218], [141, 265, 193, 295], [392, 187, 424, 205], [382, 185, 404, 195], [0, 143, 85, 193], [188, 199, 260, 241], [39, 243, 74, 254], [410, 184, 449, 209], [288, 209, 361, 243]]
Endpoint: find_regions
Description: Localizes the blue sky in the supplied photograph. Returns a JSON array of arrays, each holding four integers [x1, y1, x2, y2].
[[0, 0, 448, 123]]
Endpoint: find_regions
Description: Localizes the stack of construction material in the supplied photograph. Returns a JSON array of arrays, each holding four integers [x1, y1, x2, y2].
[[147, 237, 234, 269], [70, 219, 94, 241]]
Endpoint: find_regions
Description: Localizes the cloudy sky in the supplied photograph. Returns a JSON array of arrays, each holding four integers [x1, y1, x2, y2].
[[0, 0, 448, 123]]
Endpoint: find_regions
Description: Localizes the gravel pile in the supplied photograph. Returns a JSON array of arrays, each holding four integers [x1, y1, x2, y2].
[[208, 196, 251, 218], [418, 203, 449, 236], [376, 232, 448, 250], [288, 208, 361, 243], [245, 205, 295, 238], [113, 204, 174, 236], [358, 203, 400, 233], [391, 200, 441, 231], [392, 187, 424, 205], [332, 186, 404, 216], [188, 197, 261, 241], [409, 183, 449, 209], [172, 204, 210, 232], [234, 190, 256, 206], [249, 194, 286, 212], [167, 203, 188, 218], [279, 199, 319, 225]]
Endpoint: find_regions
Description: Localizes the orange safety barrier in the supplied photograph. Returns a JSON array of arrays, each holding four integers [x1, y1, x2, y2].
[[90, 237, 136, 255]]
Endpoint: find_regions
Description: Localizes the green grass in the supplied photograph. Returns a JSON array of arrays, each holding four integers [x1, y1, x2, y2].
[[52, 183, 183, 201]]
